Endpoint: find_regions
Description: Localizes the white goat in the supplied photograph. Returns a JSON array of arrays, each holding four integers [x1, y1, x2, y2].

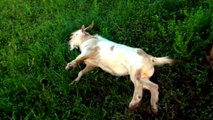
[[66, 21, 174, 114]]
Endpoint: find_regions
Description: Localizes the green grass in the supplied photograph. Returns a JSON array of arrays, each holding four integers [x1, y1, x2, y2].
[[0, 0, 213, 119]]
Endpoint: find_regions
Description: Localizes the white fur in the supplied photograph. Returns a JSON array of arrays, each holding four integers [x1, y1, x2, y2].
[[90, 35, 143, 76]]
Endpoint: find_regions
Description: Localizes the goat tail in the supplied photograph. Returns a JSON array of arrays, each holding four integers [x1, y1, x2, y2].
[[150, 56, 174, 66]]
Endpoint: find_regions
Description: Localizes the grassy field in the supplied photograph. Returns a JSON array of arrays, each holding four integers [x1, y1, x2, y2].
[[0, 0, 213, 119]]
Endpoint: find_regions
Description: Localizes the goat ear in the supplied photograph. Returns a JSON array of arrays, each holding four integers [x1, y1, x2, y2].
[[81, 25, 85, 33], [85, 21, 94, 30]]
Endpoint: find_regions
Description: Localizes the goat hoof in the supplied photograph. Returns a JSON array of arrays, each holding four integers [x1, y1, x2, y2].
[[66, 66, 73, 71], [151, 108, 159, 115], [128, 103, 138, 110], [67, 67, 73, 71], [69, 80, 78, 85]]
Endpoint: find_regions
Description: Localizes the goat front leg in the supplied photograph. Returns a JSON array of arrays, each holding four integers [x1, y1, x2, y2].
[[65, 54, 87, 71], [66, 60, 78, 71], [66, 47, 99, 71], [70, 64, 95, 85]]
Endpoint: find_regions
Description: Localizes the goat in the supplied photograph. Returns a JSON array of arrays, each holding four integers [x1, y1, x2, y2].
[[65, 21, 174, 114]]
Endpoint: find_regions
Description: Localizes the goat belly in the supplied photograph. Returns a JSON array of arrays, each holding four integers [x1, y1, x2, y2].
[[98, 61, 129, 76]]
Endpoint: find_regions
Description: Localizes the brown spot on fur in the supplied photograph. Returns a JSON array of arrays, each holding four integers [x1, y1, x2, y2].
[[110, 46, 115, 51], [137, 49, 146, 56], [141, 68, 154, 78], [152, 59, 155, 62], [89, 46, 100, 57], [81, 37, 99, 50], [142, 72, 149, 78], [135, 69, 141, 80], [81, 33, 96, 42], [75, 46, 100, 64], [84, 46, 100, 59]]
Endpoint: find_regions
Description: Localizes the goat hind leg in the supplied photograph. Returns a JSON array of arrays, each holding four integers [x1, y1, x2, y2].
[[129, 80, 143, 110], [142, 79, 159, 114]]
